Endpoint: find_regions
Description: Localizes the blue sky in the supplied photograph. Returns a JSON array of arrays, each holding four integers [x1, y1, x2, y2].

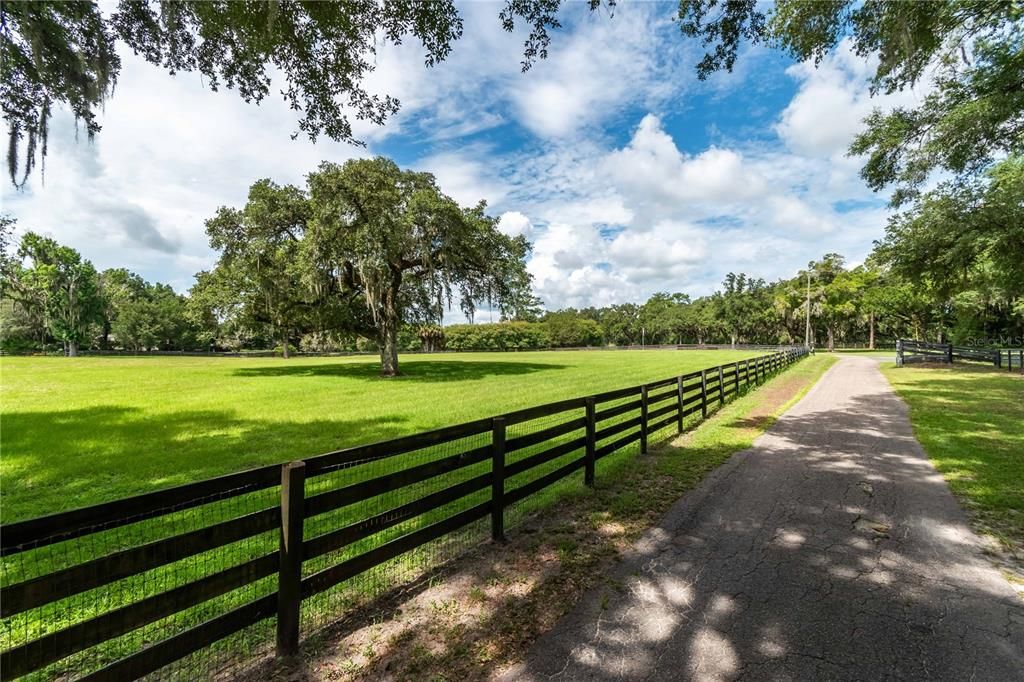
[[2, 2, 922, 317]]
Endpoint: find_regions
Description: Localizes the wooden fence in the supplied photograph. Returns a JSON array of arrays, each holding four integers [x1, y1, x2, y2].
[[0, 347, 807, 680], [896, 339, 1023, 372]]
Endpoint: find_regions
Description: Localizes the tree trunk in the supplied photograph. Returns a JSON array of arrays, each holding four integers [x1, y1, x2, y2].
[[380, 323, 399, 376], [827, 326, 835, 352], [869, 312, 875, 350], [68, 340, 79, 357], [730, 333, 737, 349], [281, 329, 290, 359]]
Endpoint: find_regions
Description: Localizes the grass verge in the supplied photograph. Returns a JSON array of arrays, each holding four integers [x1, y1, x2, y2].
[[881, 364, 1024, 569], [244, 354, 837, 681]]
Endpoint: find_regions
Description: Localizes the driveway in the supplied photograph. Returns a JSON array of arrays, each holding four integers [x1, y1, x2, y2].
[[501, 356, 1024, 681]]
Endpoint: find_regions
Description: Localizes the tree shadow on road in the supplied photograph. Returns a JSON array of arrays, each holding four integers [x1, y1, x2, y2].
[[497, 386, 1024, 680]]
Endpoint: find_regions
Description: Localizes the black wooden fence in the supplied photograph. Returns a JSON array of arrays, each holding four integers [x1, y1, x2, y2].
[[896, 339, 1023, 372], [0, 347, 807, 680]]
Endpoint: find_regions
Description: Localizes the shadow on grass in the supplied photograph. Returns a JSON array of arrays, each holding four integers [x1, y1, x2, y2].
[[0, 405, 412, 521], [231, 359, 568, 382]]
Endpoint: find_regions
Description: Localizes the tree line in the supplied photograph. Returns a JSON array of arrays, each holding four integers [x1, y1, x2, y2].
[[4, 190, 1021, 366], [0, 157, 533, 374]]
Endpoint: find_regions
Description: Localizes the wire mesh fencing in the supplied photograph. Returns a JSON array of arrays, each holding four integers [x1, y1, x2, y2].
[[0, 477, 281, 681]]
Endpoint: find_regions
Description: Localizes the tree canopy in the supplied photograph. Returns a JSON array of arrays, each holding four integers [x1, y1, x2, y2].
[[1, 0, 600, 187], [678, 0, 1023, 203], [302, 157, 533, 375]]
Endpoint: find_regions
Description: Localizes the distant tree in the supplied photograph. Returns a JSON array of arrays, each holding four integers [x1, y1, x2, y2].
[[542, 310, 604, 347], [204, 179, 318, 358], [417, 324, 445, 352], [98, 268, 147, 347], [639, 292, 689, 345], [599, 303, 641, 346], [304, 157, 533, 376], [678, 297, 718, 345], [5, 232, 103, 356]]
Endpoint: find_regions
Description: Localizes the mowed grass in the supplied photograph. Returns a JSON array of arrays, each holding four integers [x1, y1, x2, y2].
[[881, 364, 1024, 557], [0, 350, 761, 522]]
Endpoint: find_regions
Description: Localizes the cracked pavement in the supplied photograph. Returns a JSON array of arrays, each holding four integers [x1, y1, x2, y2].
[[500, 356, 1024, 681]]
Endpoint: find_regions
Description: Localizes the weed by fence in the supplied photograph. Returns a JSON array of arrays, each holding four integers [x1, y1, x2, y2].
[[0, 347, 808, 680]]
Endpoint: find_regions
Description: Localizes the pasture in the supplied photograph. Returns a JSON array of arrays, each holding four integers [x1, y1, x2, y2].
[[0, 349, 760, 521]]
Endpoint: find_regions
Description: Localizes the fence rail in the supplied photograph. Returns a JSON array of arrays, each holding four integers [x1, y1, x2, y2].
[[0, 347, 808, 680], [897, 339, 1023, 373]]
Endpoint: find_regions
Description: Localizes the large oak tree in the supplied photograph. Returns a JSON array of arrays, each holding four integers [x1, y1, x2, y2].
[[303, 156, 532, 376]]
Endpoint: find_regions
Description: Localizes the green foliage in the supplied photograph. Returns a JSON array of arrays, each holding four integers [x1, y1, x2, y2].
[[303, 156, 533, 375], [541, 311, 604, 347], [201, 179, 328, 358], [2, 0, 609, 187], [444, 321, 550, 351], [3, 231, 103, 355], [875, 156, 1024, 296], [1, 1, 119, 186]]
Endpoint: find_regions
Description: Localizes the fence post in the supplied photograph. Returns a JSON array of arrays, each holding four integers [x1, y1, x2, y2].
[[640, 385, 649, 454], [700, 370, 708, 419], [733, 362, 739, 395], [584, 398, 596, 487], [491, 417, 506, 542], [717, 366, 725, 406], [277, 461, 305, 657], [946, 343, 953, 364], [675, 376, 685, 433]]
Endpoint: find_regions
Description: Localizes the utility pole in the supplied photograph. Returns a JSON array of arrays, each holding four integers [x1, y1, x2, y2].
[[804, 267, 812, 349]]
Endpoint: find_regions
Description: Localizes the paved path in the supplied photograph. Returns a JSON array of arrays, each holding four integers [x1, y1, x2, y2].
[[502, 356, 1024, 681]]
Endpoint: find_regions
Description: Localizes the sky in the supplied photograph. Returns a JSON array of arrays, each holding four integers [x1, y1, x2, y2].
[[1, 2, 925, 321]]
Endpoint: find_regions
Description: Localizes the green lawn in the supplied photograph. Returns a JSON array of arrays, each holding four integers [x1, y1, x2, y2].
[[881, 364, 1024, 557], [0, 350, 761, 521]]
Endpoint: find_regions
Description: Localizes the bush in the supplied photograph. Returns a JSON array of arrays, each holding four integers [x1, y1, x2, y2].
[[444, 322, 550, 350], [541, 312, 604, 347]]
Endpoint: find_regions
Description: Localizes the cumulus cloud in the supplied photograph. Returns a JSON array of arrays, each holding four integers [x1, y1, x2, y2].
[[496, 211, 535, 239], [512, 6, 692, 139], [605, 115, 768, 213], [774, 39, 924, 158]]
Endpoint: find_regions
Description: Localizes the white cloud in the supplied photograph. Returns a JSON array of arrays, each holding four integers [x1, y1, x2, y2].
[[416, 150, 508, 207], [774, 38, 924, 158], [496, 211, 535, 239], [511, 6, 693, 138], [605, 115, 768, 212]]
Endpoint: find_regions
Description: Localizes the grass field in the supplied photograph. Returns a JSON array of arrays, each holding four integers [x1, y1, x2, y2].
[[0, 350, 761, 522], [881, 364, 1024, 559]]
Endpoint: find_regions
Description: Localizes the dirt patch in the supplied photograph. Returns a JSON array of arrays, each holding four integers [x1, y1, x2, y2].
[[237, 370, 821, 682]]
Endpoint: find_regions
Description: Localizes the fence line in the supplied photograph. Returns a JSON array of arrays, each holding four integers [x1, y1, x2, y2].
[[0, 347, 808, 680], [896, 339, 1023, 373]]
